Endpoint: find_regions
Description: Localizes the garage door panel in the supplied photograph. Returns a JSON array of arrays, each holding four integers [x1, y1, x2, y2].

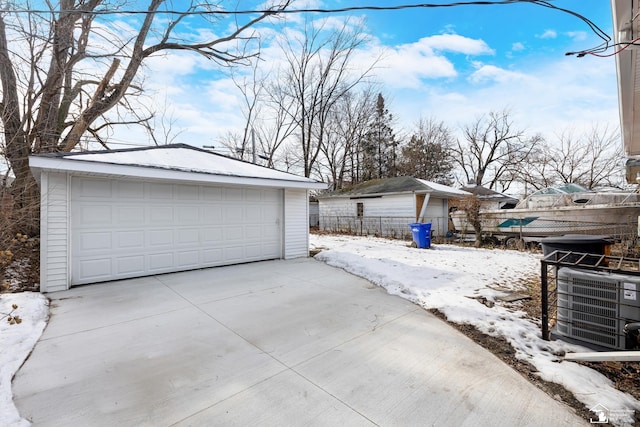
[[203, 206, 222, 222], [117, 206, 145, 224], [202, 249, 223, 263], [75, 205, 112, 225], [74, 178, 112, 198], [224, 206, 244, 223], [116, 181, 144, 198], [245, 207, 264, 222], [149, 253, 174, 271], [116, 256, 145, 275], [224, 188, 243, 201], [263, 243, 281, 257], [176, 229, 199, 245], [71, 178, 283, 285], [263, 227, 280, 240], [245, 244, 264, 258], [116, 231, 145, 249], [79, 232, 112, 251], [150, 207, 174, 223], [202, 227, 223, 242], [245, 225, 263, 238], [149, 183, 172, 199], [177, 251, 200, 267], [202, 187, 222, 201], [176, 184, 199, 200], [149, 229, 173, 246], [177, 206, 199, 222], [224, 226, 244, 241], [79, 258, 112, 280], [224, 246, 244, 262]]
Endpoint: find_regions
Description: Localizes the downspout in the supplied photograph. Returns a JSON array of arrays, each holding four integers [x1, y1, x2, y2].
[[417, 192, 431, 222]]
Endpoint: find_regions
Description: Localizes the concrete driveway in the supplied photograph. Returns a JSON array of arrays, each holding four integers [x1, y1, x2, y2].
[[13, 258, 585, 426]]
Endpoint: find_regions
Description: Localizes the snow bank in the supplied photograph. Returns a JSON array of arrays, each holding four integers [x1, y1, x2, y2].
[[0, 292, 49, 427]]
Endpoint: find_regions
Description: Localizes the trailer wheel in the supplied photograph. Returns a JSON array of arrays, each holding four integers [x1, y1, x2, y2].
[[505, 237, 523, 250], [483, 235, 500, 246]]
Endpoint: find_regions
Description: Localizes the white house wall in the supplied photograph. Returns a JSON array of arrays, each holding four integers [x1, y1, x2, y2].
[[419, 199, 448, 236], [284, 188, 309, 259], [320, 194, 414, 217], [320, 193, 451, 237], [40, 170, 70, 292]]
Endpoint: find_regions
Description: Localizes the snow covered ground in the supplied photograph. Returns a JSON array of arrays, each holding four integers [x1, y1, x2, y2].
[[0, 292, 48, 427], [311, 233, 640, 426], [2, 234, 640, 425]]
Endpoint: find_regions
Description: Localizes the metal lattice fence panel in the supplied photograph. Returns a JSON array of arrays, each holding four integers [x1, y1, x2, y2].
[[320, 216, 420, 240]]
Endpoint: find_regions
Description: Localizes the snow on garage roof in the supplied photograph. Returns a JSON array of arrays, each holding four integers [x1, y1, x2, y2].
[[29, 144, 326, 189], [319, 176, 469, 198]]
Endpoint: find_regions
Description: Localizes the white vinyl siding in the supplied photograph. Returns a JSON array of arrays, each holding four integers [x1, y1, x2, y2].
[[419, 199, 449, 236], [284, 188, 309, 259], [320, 194, 414, 218], [319, 193, 450, 237], [40, 171, 70, 292]]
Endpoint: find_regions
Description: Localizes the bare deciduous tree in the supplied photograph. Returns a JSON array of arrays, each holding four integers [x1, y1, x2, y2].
[[0, 0, 292, 234], [319, 87, 377, 189], [271, 17, 376, 178], [220, 61, 300, 168], [459, 194, 483, 247], [519, 125, 624, 191], [452, 109, 541, 191]]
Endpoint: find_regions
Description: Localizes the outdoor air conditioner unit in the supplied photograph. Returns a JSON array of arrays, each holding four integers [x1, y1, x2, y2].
[[555, 268, 640, 350]]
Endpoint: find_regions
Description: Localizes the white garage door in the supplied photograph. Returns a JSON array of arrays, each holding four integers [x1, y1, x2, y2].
[[70, 177, 282, 285]]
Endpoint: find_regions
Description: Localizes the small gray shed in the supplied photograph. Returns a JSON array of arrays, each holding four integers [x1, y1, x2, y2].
[[29, 144, 326, 292]]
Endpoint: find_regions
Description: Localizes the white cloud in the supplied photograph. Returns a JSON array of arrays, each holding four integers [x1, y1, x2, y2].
[[399, 55, 619, 142], [565, 31, 588, 42], [367, 34, 494, 89], [538, 29, 557, 39], [468, 64, 531, 84], [371, 45, 457, 89], [511, 42, 525, 52], [418, 34, 495, 55]]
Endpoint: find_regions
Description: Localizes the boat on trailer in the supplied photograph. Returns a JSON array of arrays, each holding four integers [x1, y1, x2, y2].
[[450, 183, 640, 244]]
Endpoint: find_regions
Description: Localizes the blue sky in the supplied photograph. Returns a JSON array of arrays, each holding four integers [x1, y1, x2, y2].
[[108, 1, 619, 157]]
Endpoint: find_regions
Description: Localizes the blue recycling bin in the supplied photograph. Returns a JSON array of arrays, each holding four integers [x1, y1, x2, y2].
[[409, 222, 432, 249]]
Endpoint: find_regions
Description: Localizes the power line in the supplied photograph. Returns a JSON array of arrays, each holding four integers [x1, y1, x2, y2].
[[2, 1, 612, 58], [0, 1, 560, 16]]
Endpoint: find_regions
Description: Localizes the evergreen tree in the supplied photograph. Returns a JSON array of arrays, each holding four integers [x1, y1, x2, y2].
[[360, 94, 397, 180], [398, 118, 455, 185]]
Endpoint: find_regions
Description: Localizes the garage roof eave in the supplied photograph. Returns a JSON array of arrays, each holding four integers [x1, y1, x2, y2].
[[29, 157, 327, 190]]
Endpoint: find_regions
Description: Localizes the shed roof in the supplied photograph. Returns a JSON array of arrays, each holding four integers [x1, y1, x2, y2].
[[460, 184, 518, 202], [318, 176, 469, 198], [29, 144, 326, 190]]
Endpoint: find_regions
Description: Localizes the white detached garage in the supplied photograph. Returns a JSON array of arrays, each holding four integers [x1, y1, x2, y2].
[[30, 144, 326, 292]]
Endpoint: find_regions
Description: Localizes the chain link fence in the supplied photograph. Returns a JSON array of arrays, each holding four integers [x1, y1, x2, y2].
[[319, 216, 448, 240]]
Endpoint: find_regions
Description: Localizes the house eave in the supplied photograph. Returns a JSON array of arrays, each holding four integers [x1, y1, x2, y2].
[[318, 190, 428, 199], [318, 189, 468, 200], [29, 157, 327, 190]]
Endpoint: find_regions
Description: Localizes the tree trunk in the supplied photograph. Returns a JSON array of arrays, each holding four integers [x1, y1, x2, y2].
[[0, 13, 40, 235]]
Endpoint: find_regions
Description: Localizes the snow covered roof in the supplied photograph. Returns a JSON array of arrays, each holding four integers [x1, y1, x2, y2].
[[319, 176, 470, 198], [416, 179, 470, 196], [29, 144, 326, 190], [460, 184, 519, 202]]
